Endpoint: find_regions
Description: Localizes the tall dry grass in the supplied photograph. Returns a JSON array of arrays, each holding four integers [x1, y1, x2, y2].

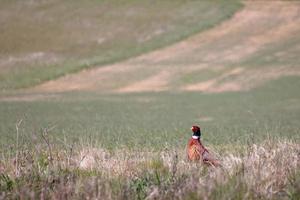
[[0, 139, 299, 199]]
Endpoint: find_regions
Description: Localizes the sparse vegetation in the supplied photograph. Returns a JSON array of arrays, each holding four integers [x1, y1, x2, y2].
[[0, 137, 299, 199]]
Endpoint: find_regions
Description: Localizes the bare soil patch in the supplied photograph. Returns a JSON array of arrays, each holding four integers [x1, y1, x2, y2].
[[29, 1, 300, 94], [117, 70, 171, 93], [184, 67, 300, 93], [0, 93, 59, 102]]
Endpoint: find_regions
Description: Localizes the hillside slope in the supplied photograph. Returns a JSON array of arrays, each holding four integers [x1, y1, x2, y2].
[[32, 1, 300, 94], [0, 0, 241, 90]]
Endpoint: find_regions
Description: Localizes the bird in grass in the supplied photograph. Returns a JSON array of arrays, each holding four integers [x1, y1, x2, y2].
[[187, 125, 220, 167]]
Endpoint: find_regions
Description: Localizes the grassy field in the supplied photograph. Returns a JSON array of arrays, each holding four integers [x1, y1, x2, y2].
[[0, 75, 299, 199], [0, 1, 300, 199], [1, 76, 300, 150], [0, 0, 241, 91]]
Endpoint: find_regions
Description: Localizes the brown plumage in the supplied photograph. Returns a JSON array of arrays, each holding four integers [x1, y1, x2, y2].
[[187, 137, 207, 161], [187, 125, 221, 167]]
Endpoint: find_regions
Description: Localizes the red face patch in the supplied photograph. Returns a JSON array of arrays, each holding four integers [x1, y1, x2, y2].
[[191, 125, 200, 132]]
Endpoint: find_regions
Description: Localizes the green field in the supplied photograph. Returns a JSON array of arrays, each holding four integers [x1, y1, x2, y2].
[[0, 0, 300, 199], [1, 76, 300, 150], [0, 0, 241, 90]]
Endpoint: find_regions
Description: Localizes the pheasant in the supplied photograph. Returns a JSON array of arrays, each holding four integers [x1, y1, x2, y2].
[[187, 125, 220, 167]]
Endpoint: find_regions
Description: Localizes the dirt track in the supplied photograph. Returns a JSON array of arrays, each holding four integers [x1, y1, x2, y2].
[[31, 1, 300, 94]]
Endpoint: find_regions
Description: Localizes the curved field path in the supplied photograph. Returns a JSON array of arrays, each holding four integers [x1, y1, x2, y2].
[[31, 1, 300, 94]]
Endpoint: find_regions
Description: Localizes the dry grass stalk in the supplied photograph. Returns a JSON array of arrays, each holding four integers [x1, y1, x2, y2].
[[0, 139, 299, 199]]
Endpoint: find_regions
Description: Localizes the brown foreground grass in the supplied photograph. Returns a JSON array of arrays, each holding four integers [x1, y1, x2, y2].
[[0, 139, 299, 200]]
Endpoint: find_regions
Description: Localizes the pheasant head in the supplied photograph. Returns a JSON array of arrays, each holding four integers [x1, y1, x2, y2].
[[191, 125, 201, 139]]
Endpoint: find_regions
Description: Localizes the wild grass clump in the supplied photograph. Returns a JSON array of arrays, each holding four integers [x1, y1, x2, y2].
[[0, 139, 299, 199]]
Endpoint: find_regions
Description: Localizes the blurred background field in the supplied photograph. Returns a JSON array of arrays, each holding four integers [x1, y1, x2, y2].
[[1, 77, 300, 150], [0, 0, 241, 90], [0, 0, 299, 150]]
